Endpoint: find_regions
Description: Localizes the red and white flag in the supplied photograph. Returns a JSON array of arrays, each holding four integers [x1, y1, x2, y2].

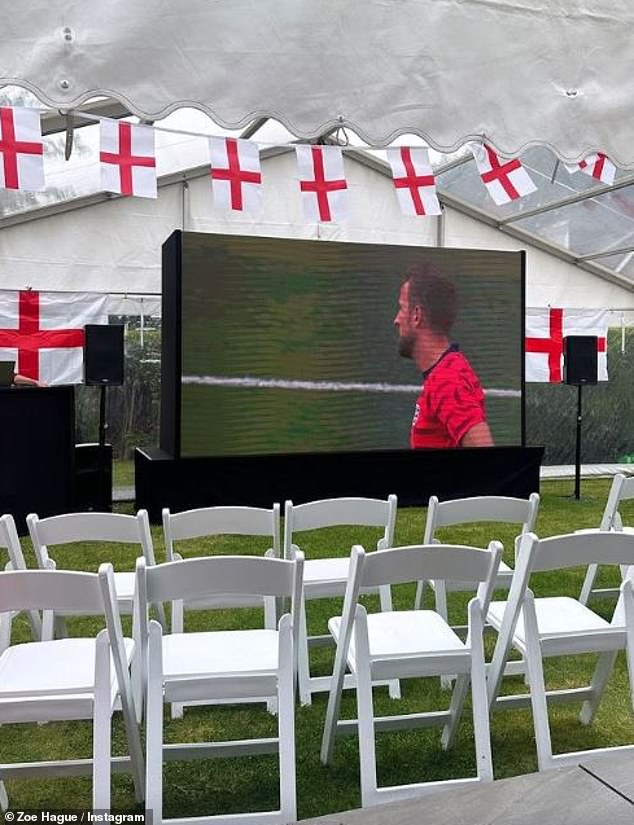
[[386, 147, 441, 216], [0, 106, 45, 192], [525, 307, 608, 383], [209, 137, 262, 212], [100, 121, 157, 198], [565, 153, 616, 185], [296, 145, 349, 222], [471, 143, 537, 205], [0, 291, 108, 385]]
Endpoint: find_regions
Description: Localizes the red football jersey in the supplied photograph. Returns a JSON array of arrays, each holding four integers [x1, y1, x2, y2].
[[410, 348, 487, 448]]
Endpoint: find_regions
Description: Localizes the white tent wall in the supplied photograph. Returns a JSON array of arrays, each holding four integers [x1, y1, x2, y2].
[[1, 150, 633, 316]]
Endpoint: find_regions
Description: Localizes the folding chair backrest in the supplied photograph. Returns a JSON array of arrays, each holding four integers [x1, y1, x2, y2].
[[162, 504, 281, 561], [142, 554, 301, 604], [359, 542, 502, 609], [424, 494, 539, 543], [0, 568, 104, 614], [0, 513, 29, 571], [284, 495, 397, 556], [27, 510, 157, 568], [0, 565, 128, 678], [529, 529, 634, 573], [601, 474, 634, 531], [135, 553, 304, 670]]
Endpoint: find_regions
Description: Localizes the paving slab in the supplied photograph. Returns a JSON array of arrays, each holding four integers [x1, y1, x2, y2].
[[298, 764, 633, 825], [580, 749, 634, 803]]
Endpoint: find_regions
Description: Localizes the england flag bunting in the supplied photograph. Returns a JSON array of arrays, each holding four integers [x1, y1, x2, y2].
[[565, 153, 617, 185], [471, 143, 537, 205], [0, 106, 45, 191], [0, 290, 109, 385], [525, 307, 608, 383], [296, 145, 349, 222], [209, 137, 262, 212], [386, 147, 441, 216], [100, 121, 157, 198]]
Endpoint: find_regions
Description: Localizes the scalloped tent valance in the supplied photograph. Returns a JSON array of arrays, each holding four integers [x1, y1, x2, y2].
[[2, 0, 634, 167]]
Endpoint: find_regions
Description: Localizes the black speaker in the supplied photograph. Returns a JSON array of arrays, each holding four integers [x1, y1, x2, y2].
[[84, 325, 124, 385], [564, 336, 598, 385]]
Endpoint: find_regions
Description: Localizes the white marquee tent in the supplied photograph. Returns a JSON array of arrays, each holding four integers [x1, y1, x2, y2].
[[1, 1, 634, 314]]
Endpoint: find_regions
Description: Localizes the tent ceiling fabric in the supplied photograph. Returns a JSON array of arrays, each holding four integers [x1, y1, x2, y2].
[[3, 1, 634, 166]]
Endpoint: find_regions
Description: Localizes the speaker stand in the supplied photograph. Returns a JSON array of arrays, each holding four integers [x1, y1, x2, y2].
[[96, 383, 112, 511], [574, 384, 583, 501]]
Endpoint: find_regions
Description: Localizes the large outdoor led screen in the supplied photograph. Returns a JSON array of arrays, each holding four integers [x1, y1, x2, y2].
[[178, 233, 523, 457]]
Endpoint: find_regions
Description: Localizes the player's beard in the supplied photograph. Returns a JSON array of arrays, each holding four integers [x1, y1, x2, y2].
[[398, 332, 415, 359]]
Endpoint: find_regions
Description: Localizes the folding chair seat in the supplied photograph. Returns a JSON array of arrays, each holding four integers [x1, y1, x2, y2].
[[0, 565, 144, 811], [0, 513, 41, 639], [321, 540, 502, 807], [578, 473, 634, 604], [162, 503, 281, 717], [487, 530, 634, 771], [27, 509, 165, 627], [135, 552, 303, 825], [284, 495, 400, 706]]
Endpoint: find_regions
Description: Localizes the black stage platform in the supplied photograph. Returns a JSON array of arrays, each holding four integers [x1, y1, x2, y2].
[[135, 445, 543, 521]]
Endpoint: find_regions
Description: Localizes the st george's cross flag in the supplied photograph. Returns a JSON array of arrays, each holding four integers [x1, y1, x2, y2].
[[525, 307, 608, 383], [386, 147, 441, 216], [565, 153, 617, 186], [0, 106, 45, 192], [209, 137, 262, 212], [0, 291, 108, 385], [471, 143, 537, 205], [100, 121, 157, 198], [296, 145, 349, 222]]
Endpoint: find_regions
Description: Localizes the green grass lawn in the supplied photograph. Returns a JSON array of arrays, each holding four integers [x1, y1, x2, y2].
[[3, 477, 634, 817]]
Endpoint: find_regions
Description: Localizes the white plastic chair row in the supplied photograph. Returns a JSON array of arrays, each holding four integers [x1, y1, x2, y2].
[[320, 528, 634, 806]]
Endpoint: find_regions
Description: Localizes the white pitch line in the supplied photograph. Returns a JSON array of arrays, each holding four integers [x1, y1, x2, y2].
[[182, 374, 521, 399]]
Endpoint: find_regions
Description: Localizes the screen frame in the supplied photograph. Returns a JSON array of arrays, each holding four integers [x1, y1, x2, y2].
[[160, 229, 526, 460]]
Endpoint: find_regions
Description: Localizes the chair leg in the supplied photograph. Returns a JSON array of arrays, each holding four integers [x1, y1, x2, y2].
[[320, 623, 353, 765], [579, 564, 599, 606], [265, 595, 279, 715], [0, 781, 8, 812], [414, 579, 427, 611], [354, 614, 379, 808], [297, 596, 313, 706], [440, 673, 469, 750], [146, 621, 164, 819], [170, 600, 184, 719], [579, 650, 618, 725], [434, 584, 454, 690], [378, 585, 401, 700], [93, 630, 112, 811], [467, 602, 493, 781], [523, 596, 553, 771], [277, 615, 297, 824]]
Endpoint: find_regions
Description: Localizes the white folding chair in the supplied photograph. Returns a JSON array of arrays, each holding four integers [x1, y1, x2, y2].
[[0, 565, 144, 811], [135, 552, 303, 825], [0, 513, 41, 639], [284, 495, 400, 706], [162, 503, 281, 717], [27, 509, 165, 628], [321, 541, 502, 807], [579, 473, 634, 604], [414, 494, 540, 616], [487, 530, 634, 771]]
